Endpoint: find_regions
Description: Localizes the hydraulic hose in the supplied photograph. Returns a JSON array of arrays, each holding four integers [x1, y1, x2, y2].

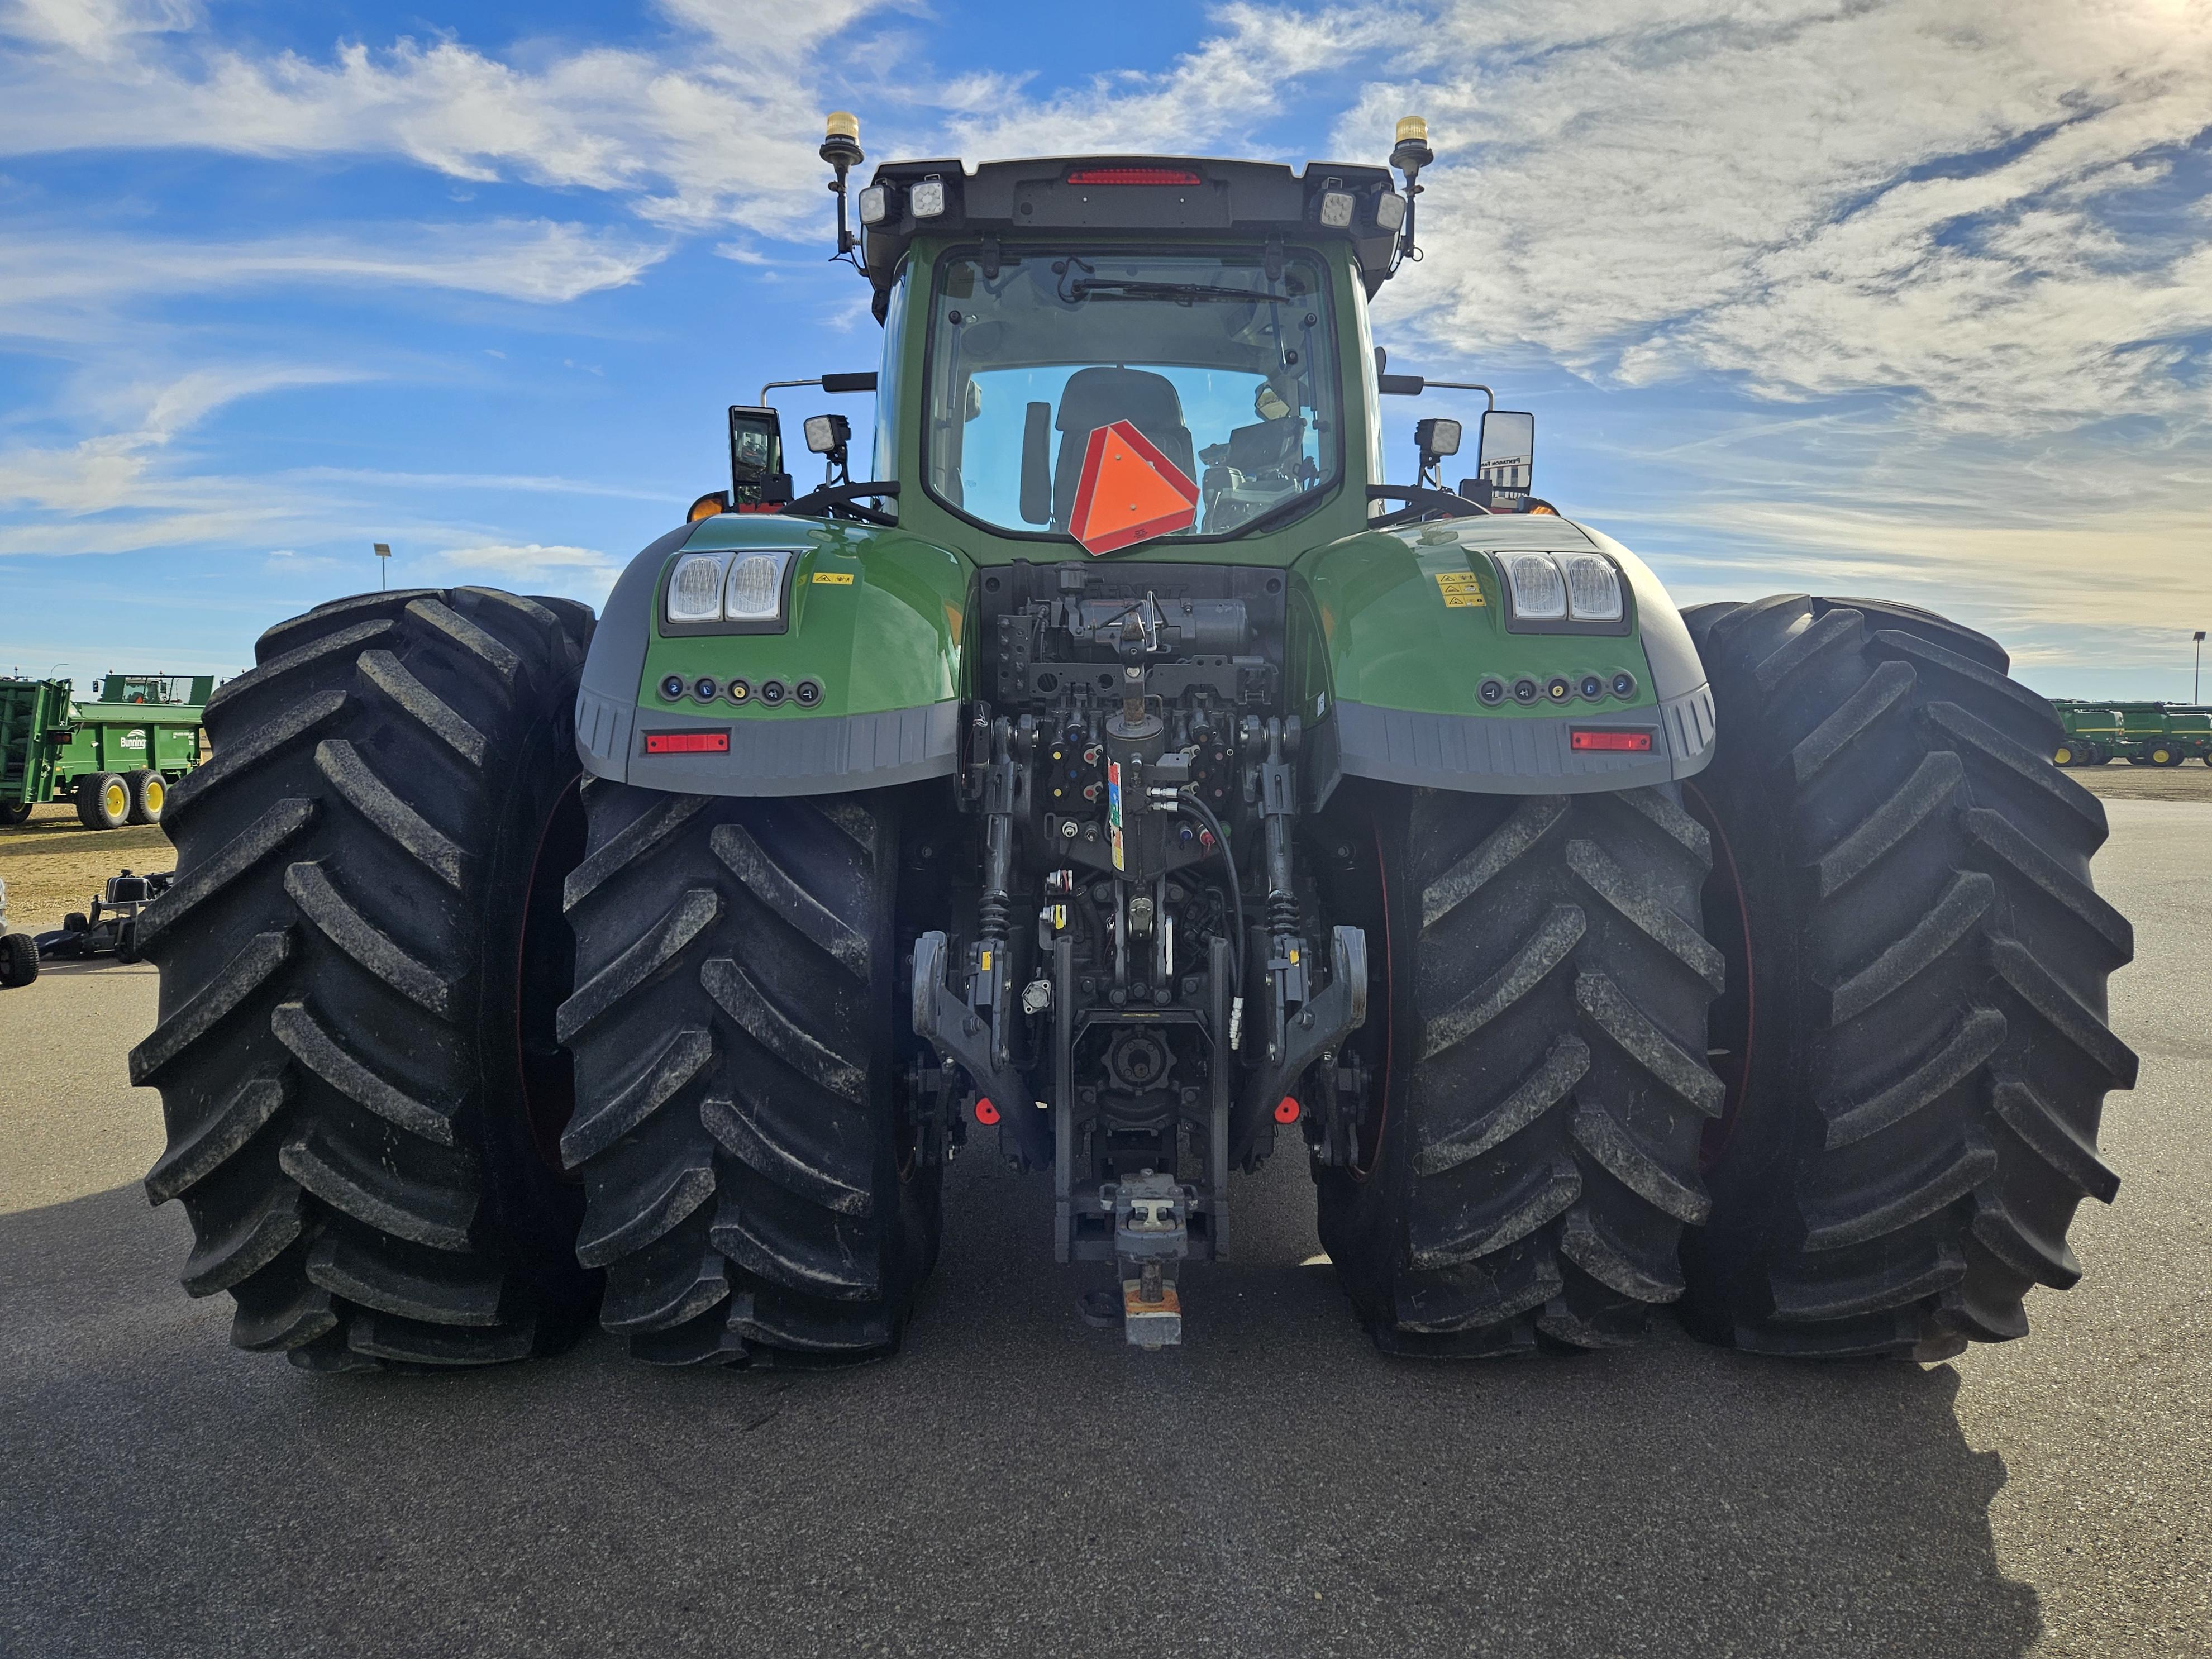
[[1180, 793, 1243, 998]]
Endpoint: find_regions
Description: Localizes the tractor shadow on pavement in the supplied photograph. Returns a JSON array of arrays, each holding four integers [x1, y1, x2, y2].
[[0, 1154, 2039, 1658]]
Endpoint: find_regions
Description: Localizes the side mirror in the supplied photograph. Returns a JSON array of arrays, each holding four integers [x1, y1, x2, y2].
[[727, 404, 789, 509], [1477, 410, 1534, 508]]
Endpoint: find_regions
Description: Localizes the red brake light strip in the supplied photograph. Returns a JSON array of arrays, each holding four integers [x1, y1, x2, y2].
[[644, 730, 730, 755], [1570, 728, 1653, 753], [1065, 166, 1203, 187]]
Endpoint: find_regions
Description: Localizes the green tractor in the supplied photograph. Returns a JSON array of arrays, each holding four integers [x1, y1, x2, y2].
[[132, 118, 2135, 1372]]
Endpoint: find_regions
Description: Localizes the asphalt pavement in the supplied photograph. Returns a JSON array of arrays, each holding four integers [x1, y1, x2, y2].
[[3, 801, 2206, 1658]]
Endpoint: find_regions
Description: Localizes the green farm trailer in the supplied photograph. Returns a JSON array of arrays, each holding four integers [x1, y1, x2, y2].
[[0, 673, 212, 828]]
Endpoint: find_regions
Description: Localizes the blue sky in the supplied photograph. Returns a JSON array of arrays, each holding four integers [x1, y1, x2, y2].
[[2, 0, 2209, 699]]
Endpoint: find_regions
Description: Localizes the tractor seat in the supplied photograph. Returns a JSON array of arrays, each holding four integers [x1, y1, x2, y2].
[[1052, 368, 1196, 528]]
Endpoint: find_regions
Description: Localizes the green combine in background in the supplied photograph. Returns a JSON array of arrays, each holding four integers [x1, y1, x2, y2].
[[2052, 699, 2212, 766], [0, 674, 212, 828]]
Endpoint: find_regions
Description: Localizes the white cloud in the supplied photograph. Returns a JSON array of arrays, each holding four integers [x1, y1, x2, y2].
[[1, 0, 195, 60], [0, 221, 668, 335], [287, 468, 669, 503], [1353, 0, 2212, 425], [435, 540, 622, 597], [938, 5, 1414, 160], [0, 364, 363, 516], [1, 0, 2209, 678], [0, 3, 908, 235]]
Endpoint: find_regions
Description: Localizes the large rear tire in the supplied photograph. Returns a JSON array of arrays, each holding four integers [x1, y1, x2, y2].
[[1679, 595, 2137, 1358], [557, 783, 942, 1365], [1314, 784, 1724, 1355], [132, 587, 599, 1370]]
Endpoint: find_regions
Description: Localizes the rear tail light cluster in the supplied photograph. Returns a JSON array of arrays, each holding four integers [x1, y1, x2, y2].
[[664, 549, 798, 627], [1495, 550, 1624, 629]]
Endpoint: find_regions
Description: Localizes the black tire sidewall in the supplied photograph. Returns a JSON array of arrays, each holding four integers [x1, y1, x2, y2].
[[461, 678, 597, 1334]]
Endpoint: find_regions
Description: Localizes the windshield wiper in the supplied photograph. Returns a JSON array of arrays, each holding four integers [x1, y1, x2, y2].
[[1065, 278, 1285, 306], [1215, 487, 1326, 540]]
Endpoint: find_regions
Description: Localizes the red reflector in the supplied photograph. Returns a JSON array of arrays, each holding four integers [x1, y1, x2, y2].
[[1274, 1097, 1301, 1124], [643, 730, 730, 755], [975, 1098, 1001, 1125], [1066, 166, 1203, 186], [1570, 729, 1654, 753]]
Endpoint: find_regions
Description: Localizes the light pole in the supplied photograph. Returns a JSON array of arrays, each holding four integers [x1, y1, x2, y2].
[[373, 542, 392, 591], [2195, 631, 2205, 705]]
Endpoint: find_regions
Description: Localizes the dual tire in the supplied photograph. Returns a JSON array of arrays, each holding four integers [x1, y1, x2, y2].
[[134, 585, 937, 1369], [70, 768, 164, 828], [1315, 594, 2134, 1361], [132, 588, 601, 1369], [140, 586, 2132, 1369], [1314, 784, 1724, 1355], [1676, 597, 2137, 1356], [554, 784, 941, 1365]]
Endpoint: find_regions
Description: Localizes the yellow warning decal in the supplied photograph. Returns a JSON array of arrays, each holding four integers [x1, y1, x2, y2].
[[1434, 571, 1485, 608], [812, 570, 855, 585]]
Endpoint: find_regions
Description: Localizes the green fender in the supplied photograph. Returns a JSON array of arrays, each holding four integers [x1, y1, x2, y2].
[[1294, 514, 1715, 794], [575, 516, 972, 797]]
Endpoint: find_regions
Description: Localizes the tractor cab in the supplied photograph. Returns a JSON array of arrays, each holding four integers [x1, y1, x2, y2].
[[689, 120, 1552, 540]]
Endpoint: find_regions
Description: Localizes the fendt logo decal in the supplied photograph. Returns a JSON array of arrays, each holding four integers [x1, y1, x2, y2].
[[1068, 420, 1199, 556]]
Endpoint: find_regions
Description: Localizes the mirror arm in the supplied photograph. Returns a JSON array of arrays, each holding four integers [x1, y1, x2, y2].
[[760, 373, 879, 403], [1419, 380, 1494, 410], [1365, 483, 1488, 529], [781, 480, 900, 525], [1376, 376, 1494, 410]]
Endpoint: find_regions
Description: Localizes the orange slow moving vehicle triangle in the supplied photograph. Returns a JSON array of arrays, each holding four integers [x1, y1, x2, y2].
[[1067, 420, 1200, 556]]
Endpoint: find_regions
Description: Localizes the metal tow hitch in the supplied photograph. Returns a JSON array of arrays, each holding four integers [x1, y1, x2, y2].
[[1110, 1169, 1189, 1348]]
